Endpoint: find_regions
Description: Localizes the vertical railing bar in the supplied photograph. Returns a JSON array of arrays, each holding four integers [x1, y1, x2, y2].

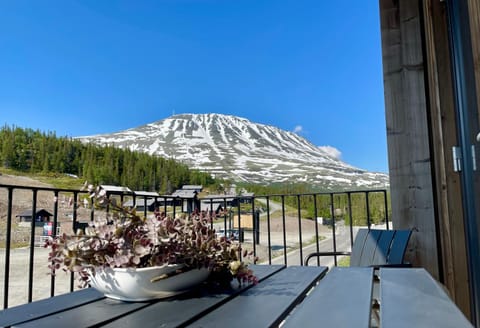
[[72, 191, 78, 231], [28, 189, 38, 303], [209, 198, 214, 229], [365, 191, 371, 228], [173, 197, 177, 218], [223, 198, 228, 236], [223, 198, 228, 231], [3, 187, 14, 309], [266, 196, 272, 264], [106, 193, 110, 221], [313, 194, 320, 266], [383, 190, 390, 230], [120, 194, 125, 213], [281, 196, 287, 265], [70, 191, 79, 292], [297, 195, 303, 266], [237, 199, 242, 261], [50, 190, 59, 297], [329, 193, 338, 266], [90, 192, 95, 222], [251, 198, 256, 256], [154, 196, 158, 216], [347, 192, 354, 249], [143, 196, 148, 218]]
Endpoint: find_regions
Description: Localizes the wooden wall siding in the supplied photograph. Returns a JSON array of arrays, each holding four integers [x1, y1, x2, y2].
[[422, 0, 470, 316], [379, 0, 440, 279]]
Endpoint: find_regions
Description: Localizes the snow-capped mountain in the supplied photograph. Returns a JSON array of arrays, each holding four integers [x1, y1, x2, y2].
[[77, 113, 389, 189]]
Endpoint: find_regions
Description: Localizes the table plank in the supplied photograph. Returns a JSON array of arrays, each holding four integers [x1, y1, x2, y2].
[[101, 264, 285, 328], [380, 268, 473, 328], [13, 297, 151, 328], [282, 267, 374, 328], [0, 288, 104, 327], [11, 265, 284, 328], [188, 265, 328, 328]]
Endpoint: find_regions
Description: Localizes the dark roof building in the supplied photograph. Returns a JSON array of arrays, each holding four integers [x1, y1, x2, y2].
[[99, 185, 133, 194], [16, 209, 53, 226], [180, 185, 203, 191]]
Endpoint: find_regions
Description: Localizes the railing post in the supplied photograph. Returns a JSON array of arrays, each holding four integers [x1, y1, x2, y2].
[[70, 191, 79, 292], [347, 192, 354, 248], [3, 187, 13, 309], [143, 196, 148, 218], [254, 209, 260, 245], [51, 190, 59, 297], [281, 195, 287, 265], [313, 194, 320, 266], [251, 199, 257, 255], [365, 191, 371, 228], [297, 194, 303, 266], [28, 189, 38, 303], [266, 196, 272, 264], [330, 193, 338, 266], [383, 190, 390, 230]]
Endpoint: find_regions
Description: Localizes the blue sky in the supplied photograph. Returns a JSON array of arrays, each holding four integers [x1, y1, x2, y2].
[[0, 1, 388, 173]]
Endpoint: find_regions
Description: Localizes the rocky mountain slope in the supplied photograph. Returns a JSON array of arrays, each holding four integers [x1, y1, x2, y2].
[[77, 113, 389, 189]]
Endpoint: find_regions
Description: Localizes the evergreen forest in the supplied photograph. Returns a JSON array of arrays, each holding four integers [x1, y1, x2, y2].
[[0, 125, 216, 192]]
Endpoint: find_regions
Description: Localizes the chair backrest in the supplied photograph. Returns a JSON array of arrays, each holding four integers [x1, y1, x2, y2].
[[350, 229, 412, 267], [385, 230, 412, 264]]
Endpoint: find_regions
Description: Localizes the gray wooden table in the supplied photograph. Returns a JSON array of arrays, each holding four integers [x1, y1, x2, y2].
[[0, 266, 471, 327], [0, 265, 327, 328], [282, 267, 473, 328]]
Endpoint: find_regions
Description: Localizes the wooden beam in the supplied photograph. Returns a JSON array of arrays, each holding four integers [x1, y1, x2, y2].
[[379, 0, 439, 278]]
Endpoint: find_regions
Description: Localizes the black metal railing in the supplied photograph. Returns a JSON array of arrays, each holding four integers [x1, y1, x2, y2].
[[0, 183, 390, 309]]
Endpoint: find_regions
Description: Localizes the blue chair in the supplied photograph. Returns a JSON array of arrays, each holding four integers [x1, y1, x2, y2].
[[305, 229, 412, 267]]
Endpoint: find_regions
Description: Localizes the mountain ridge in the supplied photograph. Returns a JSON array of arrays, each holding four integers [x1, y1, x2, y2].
[[78, 113, 389, 189]]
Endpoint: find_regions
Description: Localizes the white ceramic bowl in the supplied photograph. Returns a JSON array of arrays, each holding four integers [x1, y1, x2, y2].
[[88, 265, 210, 301]]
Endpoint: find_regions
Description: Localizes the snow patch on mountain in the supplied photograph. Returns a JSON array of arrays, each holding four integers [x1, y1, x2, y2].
[[77, 113, 389, 189]]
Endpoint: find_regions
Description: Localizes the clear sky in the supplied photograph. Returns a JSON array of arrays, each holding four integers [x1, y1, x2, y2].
[[0, 0, 389, 173]]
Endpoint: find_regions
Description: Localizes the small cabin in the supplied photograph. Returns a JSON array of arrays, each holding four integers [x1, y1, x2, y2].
[[16, 209, 53, 227], [171, 186, 202, 213]]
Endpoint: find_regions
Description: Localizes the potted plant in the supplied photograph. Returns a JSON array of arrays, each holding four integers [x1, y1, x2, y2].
[[46, 184, 257, 301]]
